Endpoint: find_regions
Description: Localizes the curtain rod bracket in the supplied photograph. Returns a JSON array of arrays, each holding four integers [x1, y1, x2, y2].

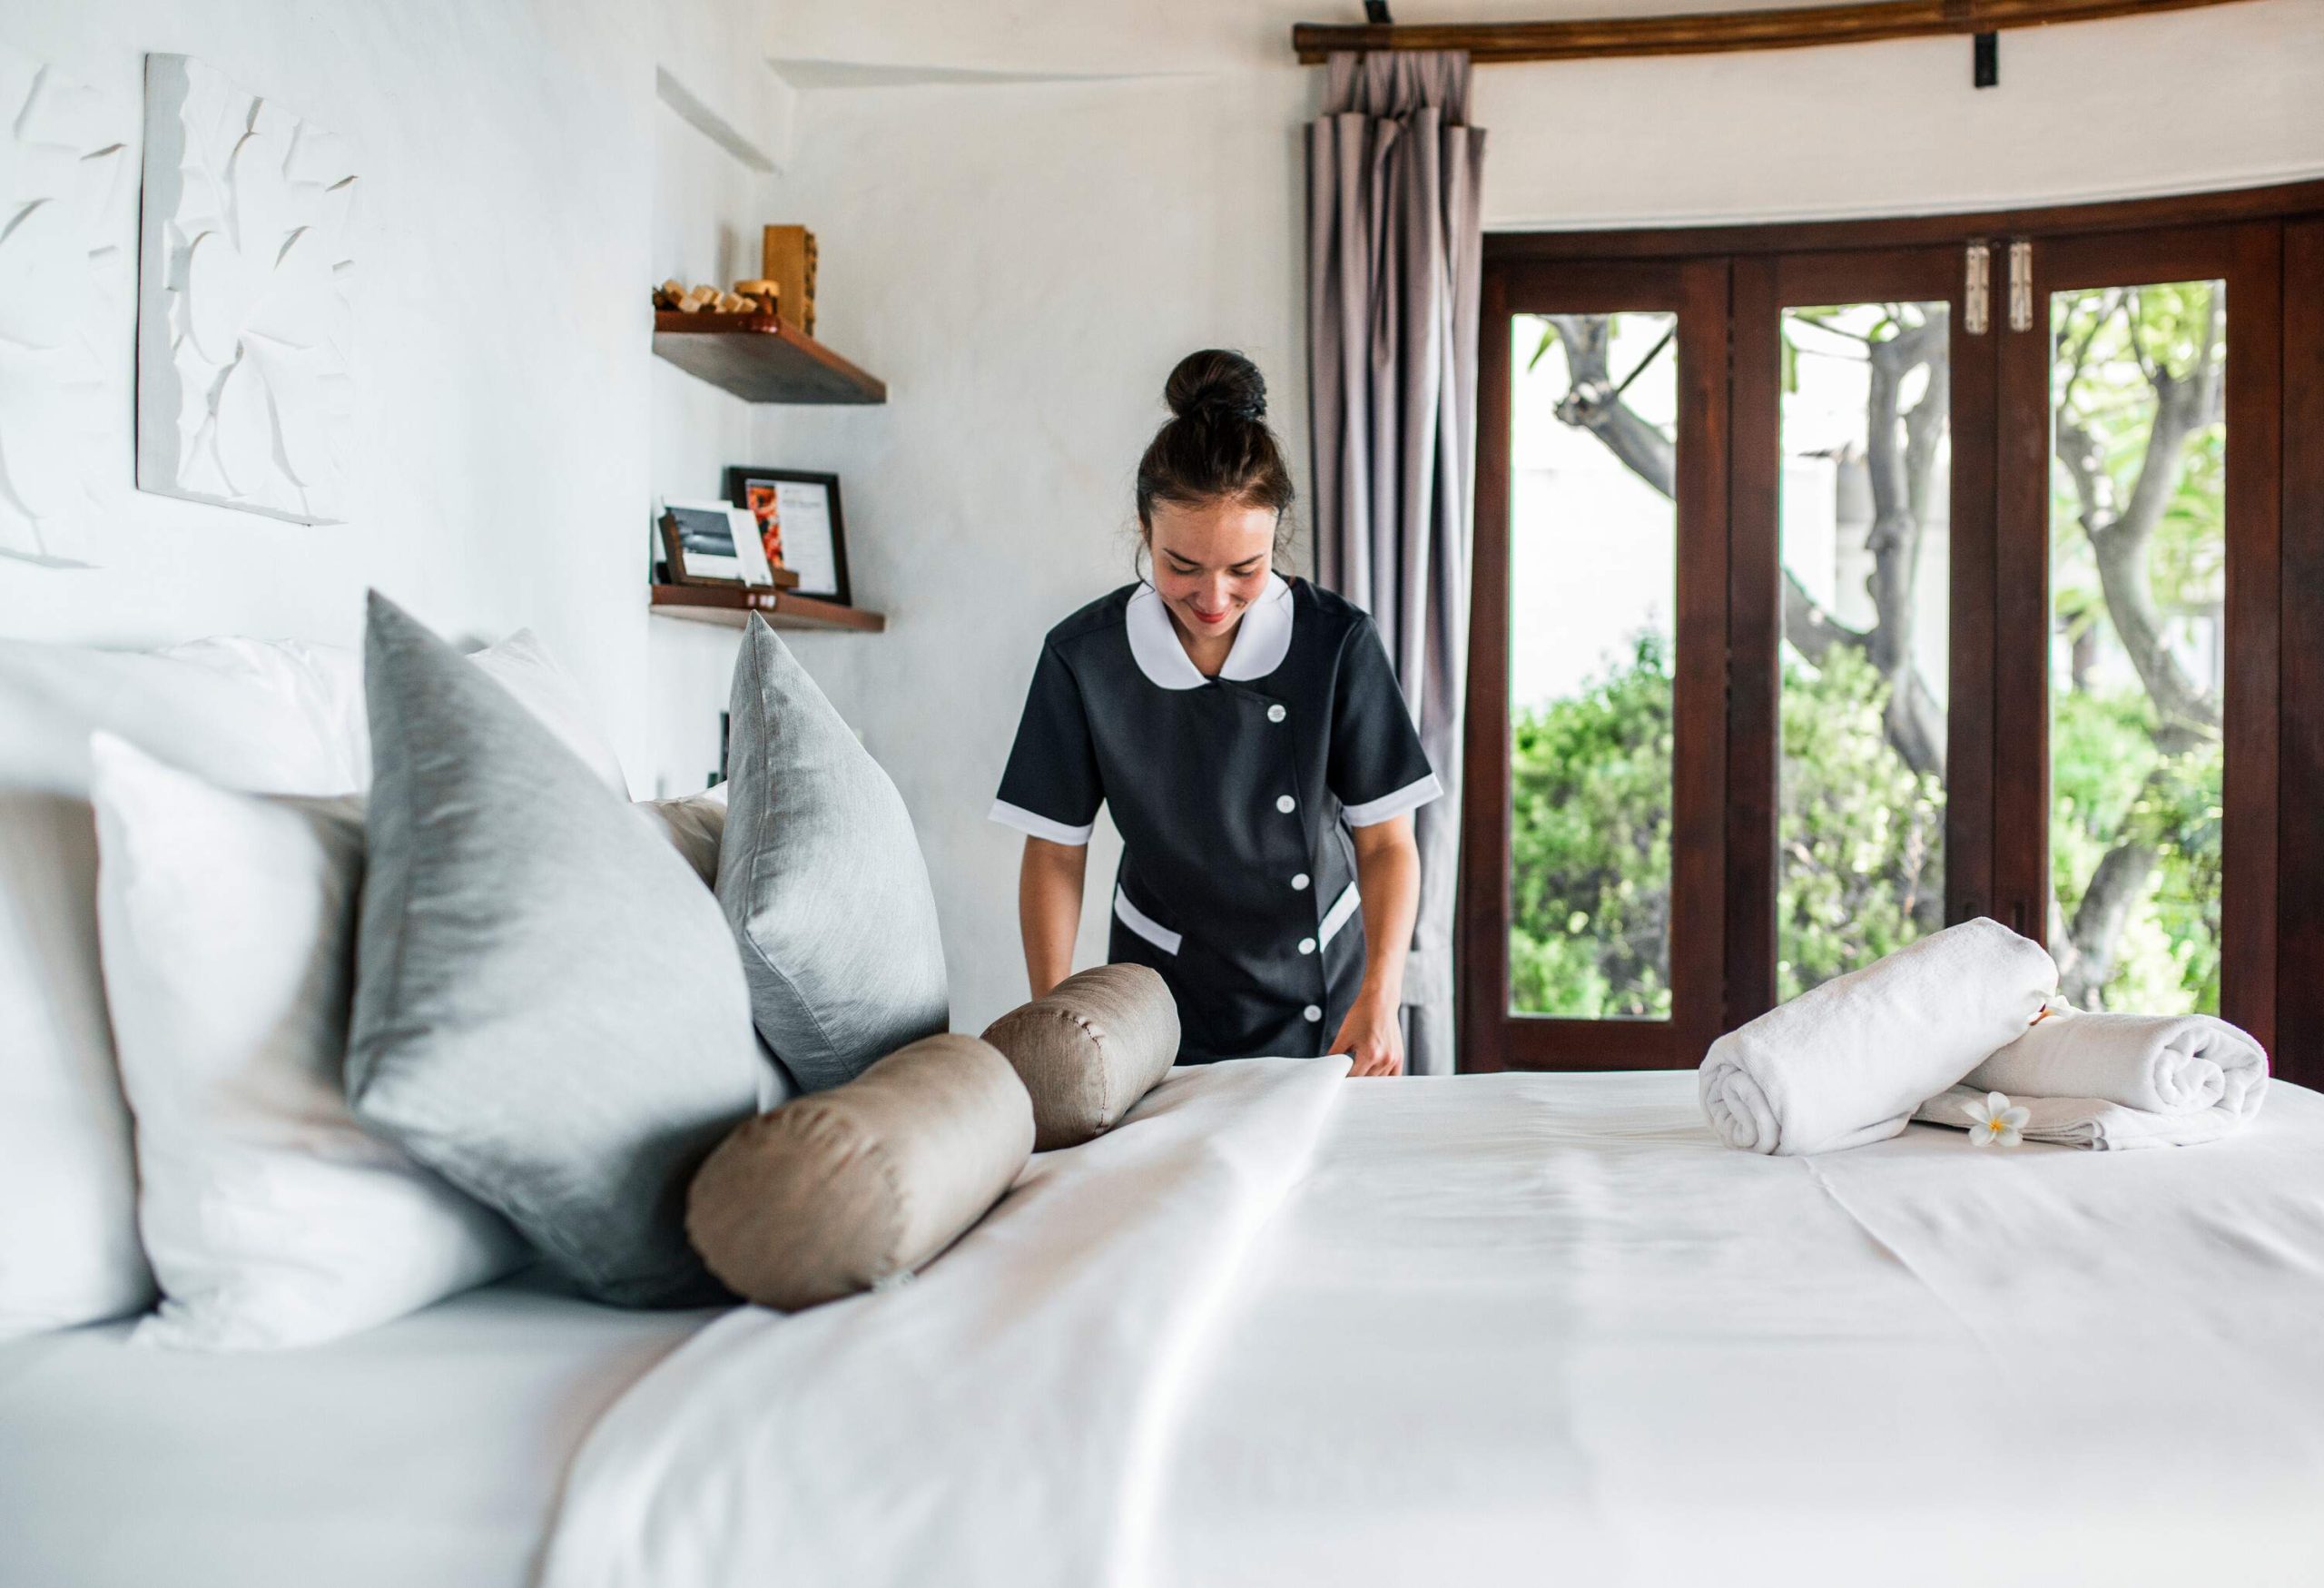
[[1364, 2, 1393, 23]]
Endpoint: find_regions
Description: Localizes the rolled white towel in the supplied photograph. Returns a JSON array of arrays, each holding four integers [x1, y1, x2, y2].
[[1699, 918, 2057, 1156], [1912, 1083, 2261, 1151], [1964, 1007, 2268, 1120]]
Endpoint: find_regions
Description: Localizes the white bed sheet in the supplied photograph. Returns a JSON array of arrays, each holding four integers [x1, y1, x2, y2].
[[553, 1066, 2324, 1588], [0, 1277, 713, 1588]]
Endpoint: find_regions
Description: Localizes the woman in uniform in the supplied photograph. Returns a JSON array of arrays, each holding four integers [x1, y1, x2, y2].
[[990, 350, 1441, 1076]]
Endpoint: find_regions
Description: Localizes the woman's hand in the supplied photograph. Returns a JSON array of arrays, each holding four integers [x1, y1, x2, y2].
[[1333, 814, 1419, 1078], [1328, 992, 1404, 1078]]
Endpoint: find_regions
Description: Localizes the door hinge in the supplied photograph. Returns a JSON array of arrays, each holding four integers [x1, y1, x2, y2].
[[2007, 239, 2034, 332], [1964, 242, 1990, 335]]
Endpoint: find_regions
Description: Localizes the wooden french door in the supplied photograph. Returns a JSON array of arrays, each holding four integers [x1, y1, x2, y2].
[[1725, 246, 1996, 1029], [1994, 222, 2281, 1055], [1464, 259, 1730, 1069], [1465, 182, 2321, 1082]]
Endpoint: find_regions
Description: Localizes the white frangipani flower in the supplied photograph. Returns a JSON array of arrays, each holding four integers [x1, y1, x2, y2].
[[1962, 1090, 2030, 1148]]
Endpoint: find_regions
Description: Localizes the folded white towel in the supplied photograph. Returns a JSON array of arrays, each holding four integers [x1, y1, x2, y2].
[[1699, 918, 2057, 1156], [1912, 1083, 2260, 1151], [1964, 1007, 2268, 1120]]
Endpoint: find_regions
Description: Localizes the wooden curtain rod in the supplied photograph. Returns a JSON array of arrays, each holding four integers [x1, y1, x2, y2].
[[1291, 0, 2260, 64]]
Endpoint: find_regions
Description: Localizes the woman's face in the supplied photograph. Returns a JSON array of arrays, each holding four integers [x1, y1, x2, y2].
[[1145, 498, 1277, 643]]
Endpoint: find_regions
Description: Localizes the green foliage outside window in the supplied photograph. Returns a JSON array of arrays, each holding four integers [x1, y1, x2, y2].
[[1508, 634, 1674, 1019], [1508, 638, 2215, 1018]]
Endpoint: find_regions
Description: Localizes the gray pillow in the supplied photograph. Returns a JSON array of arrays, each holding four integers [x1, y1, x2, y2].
[[686, 1033, 1032, 1311], [716, 617, 949, 1090], [346, 593, 766, 1307]]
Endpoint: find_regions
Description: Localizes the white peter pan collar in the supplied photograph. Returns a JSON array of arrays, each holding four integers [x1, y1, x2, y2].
[[1126, 575, 1295, 691]]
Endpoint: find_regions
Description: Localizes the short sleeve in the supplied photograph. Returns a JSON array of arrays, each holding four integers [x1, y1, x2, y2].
[[1327, 620, 1443, 827], [990, 644, 1104, 845]]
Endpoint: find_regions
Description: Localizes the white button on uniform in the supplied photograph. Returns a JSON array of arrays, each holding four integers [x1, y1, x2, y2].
[[1303, 1004, 1323, 1022], [1266, 704, 1287, 723], [1276, 794, 1297, 814], [1291, 873, 1310, 891], [1298, 937, 1317, 955]]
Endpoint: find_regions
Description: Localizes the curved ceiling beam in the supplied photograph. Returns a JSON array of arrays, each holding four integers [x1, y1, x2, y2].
[[1292, 0, 2263, 64]]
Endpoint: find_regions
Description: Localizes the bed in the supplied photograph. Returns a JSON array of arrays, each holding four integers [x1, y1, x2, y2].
[[0, 1280, 711, 1588], [536, 1060, 2324, 1588], [6, 1064, 2322, 1587]]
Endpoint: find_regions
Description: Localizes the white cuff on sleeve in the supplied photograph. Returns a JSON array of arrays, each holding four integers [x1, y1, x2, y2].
[[1342, 772, 1443, 828], [990, 798, 1094, 846]]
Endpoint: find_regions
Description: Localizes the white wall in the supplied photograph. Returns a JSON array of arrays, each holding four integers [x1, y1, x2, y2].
[[1475, 1, 2324, 226], [0, 1, 663, 781], [646, 87, 765, 797], [753, 68, 1314, 1031]]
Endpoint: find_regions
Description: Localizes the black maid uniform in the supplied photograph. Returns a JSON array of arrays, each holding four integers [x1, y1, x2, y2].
[[991, 574, 1441, 1062]]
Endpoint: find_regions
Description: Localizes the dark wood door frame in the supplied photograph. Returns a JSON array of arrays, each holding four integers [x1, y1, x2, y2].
[[1993, 221, 2282, 1055], [1723, 246, 1999, 1029], [1462, 258, 1731, 1071], [1466, 179, 2322, 1085], [2277, 219, 2324, 1093], [1482, 178, 2324, 264]]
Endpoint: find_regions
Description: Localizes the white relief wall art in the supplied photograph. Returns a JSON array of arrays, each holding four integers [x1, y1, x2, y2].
[[137, 54, 358, 525], [0, 43, 129, 567]]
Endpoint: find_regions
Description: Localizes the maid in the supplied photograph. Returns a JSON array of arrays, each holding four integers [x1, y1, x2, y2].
[[990, 350, 1440, 1076]]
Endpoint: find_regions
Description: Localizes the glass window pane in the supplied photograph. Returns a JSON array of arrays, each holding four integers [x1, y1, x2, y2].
[[2048, 281, 2225, 1014], [1505, 312, 1678, 1020], [1777, 303, 1951, 1001]]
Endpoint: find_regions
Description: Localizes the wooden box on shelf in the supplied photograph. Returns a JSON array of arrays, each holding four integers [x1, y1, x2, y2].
[[651, 311, 885, 405], [650, 583, 886, 634], [760, 225, 817, 335]]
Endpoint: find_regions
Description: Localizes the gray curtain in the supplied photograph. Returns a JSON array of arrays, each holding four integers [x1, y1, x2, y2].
[[1305, 51, 1484, 1076]]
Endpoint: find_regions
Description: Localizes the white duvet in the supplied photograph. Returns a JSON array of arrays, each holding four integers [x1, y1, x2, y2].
[[546, 1065, 2324, 1588]]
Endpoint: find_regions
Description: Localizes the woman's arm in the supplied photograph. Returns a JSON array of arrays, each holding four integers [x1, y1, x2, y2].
[[1018, 836, 1089, 1000], [1328, 814, 1420, 1077]]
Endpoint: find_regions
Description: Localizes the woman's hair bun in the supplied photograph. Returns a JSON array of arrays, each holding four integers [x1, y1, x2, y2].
[[1164, 349, 1267, 423], [1136, 347, 1295, 530]]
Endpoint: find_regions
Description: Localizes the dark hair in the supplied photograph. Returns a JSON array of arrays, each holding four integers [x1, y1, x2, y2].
[[1135, 350, 1297, 544]]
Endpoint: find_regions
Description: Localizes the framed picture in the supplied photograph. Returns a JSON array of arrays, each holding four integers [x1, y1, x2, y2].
[[658, 498, 776, 587], [724, 467, 852, 605]]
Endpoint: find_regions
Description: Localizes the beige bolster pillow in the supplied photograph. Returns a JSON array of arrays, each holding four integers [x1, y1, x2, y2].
[[686, 1033, 1032, 1310], [980, 964, 1180, 1151]]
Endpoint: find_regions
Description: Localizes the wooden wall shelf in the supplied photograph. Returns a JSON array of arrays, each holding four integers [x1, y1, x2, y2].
[[651, 311, 888, 404], [650, 583, 887, 633]]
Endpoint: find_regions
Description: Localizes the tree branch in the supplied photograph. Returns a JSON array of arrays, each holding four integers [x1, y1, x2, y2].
[[2059, 834, 2160, 1008], [2056, 284, 2223, 737], [1544, 316, 1676, 498], [1780, 568, 1945, 779], [1542, 312, 1948, 780], [1860, 315, 1945, 680]]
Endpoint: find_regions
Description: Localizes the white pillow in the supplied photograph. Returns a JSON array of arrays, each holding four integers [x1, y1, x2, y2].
[[90, 735, 525, 1350], [149, 626, 628, 796], [0, 624, 618, 1342], [0, 637, 362, 1340], [461, 629, 629, 794]]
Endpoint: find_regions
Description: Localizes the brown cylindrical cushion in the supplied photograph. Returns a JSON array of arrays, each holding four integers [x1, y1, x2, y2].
[[980, 964, 1180, 1151], [685, 1033, 1032, 1310]]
